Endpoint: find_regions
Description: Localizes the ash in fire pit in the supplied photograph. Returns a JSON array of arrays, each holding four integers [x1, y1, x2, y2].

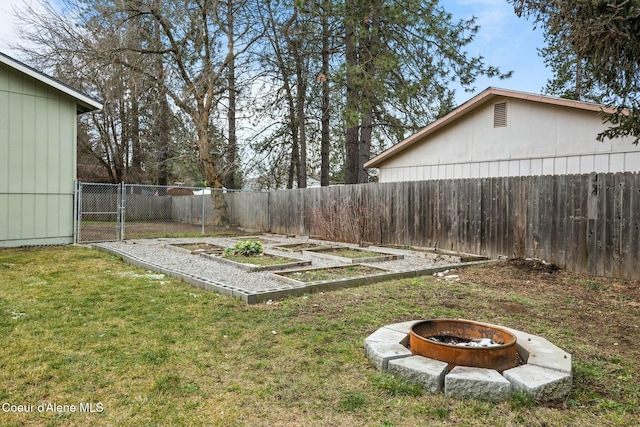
[[411, 319, 518, 372], [428, 335, 503, 348]]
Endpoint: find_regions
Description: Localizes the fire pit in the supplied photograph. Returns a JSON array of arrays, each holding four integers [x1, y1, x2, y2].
[[409, 319, 518, 372], [364, 319, 573, 402]]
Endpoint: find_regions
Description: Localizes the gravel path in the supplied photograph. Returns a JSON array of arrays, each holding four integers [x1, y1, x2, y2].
[[95, 235, 455, 294]]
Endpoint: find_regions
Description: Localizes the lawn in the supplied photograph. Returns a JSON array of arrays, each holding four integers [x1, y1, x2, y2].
[[0, 247, 639, 426]]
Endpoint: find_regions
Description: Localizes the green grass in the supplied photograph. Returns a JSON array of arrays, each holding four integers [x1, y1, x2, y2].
[[1, 246, 639, 426]]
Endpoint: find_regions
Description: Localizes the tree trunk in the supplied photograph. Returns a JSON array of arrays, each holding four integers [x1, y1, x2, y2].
[[344, 2, 359, 185], [320, 1, 330, 187], [225, 0, 238, 189], [197, 122, 228, 225], [295, 47, 307, 188], [156, 89, 170, 186], [288, 135, 299, 189], [155, 52, 170, 186], [358, 8, 380, 183], [130, 84, 143, 181]]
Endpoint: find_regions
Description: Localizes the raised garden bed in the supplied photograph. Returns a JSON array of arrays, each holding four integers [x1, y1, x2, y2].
[[378, 245, 487, 263], [201, 252, 310, 272], [166, 242, 225, 255], [303, 246, 403, 263], [273, 264, 389, 285], [273, 242, 335, 253], [232, 236, 274, 244]]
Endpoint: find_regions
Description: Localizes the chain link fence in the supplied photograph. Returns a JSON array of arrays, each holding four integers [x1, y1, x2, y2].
[[75, 182, 237, 243]]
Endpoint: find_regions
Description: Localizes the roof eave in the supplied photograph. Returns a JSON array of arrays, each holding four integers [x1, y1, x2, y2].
[[0, 52, 103, 113]]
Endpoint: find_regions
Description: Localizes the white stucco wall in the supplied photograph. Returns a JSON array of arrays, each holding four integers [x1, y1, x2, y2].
[[377, 97, 640, 182]]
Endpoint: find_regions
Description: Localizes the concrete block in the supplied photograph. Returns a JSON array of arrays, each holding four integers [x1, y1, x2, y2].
[[503, 364, 572, 402], [383, 320, 420, 335], [364, 327, 410, 344], [364, 341, 412, 371], [445, 366, 512, 402], [505, 328, 572, 374], [388, 356, 448, 393]]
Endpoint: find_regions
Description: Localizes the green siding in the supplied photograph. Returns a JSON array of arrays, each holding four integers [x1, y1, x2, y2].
[[0, 62, 78, 247], [0, 90, 8, 192]]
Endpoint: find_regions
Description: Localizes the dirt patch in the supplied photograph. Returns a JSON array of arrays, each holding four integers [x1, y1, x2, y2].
[[276, 265, 387, 283], [273, 243, 332, 252], [507, 257, 561, 275], [171, 242, 225, 253]]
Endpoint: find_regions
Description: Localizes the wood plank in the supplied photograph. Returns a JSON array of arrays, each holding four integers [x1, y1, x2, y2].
[[628, 173, 640, 279], [601, 174, 614, 276], [473, 178, 483, 255], [513, 176, 526, 258], [586, 173, 599, 276], [555, 175, 568, 268], [611, 173, 624, 278]]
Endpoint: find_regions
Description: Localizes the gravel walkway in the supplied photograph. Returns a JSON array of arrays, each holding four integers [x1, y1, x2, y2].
[[94, 235, 462, 302]]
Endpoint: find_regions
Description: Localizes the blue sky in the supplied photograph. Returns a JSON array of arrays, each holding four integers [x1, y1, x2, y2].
[[0, 0, 550, 105], [447, 0, 550, 104]]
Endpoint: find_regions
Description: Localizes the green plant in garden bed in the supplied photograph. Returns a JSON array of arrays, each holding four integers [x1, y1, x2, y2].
[[223, 240, 263, 257]]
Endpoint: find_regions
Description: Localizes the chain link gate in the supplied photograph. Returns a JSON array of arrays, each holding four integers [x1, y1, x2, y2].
[[74, 182, 123, 243], [74, 182, 122, 243], [75, 182, 216, 243]]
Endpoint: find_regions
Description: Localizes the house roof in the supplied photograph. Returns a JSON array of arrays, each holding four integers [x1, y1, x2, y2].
[[0, 51, 102, 114], [364, 87, 618, 169]]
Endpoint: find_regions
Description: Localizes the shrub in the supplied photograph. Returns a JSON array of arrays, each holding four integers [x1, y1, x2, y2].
[[224, 240, 263, 257]]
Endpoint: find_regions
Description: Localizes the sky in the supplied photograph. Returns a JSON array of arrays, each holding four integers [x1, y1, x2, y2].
[[447, 0, 550, 105], [0, 0, 550, 106]]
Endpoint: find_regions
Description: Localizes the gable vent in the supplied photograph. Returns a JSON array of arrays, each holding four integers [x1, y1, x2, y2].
[[494, 102, 507, 127]]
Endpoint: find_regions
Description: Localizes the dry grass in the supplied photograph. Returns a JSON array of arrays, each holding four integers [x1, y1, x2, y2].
[[0, 247, 638, 426]]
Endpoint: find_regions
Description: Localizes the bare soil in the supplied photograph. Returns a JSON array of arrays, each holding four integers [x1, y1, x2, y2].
[[277, 264, 386, 282], [220, 253, 298, 267], [171, 242, 225, 252]]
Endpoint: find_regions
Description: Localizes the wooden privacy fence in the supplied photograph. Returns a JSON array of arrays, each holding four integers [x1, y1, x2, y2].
[[225, 173, 640, 280]]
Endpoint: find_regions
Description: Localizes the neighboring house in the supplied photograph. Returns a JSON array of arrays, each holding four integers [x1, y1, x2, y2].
[[365, 87, 640, 183], [0, 52, 102, 247]]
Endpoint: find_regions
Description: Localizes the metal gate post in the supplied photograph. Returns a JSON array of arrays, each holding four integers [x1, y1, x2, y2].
[[117, 182, 126, 241], [75, 181, 82, 244], [202, 187, 206, 235]]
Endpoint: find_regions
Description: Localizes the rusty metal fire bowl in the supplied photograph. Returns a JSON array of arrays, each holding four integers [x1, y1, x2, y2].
[[409, 319, 518, 372]]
